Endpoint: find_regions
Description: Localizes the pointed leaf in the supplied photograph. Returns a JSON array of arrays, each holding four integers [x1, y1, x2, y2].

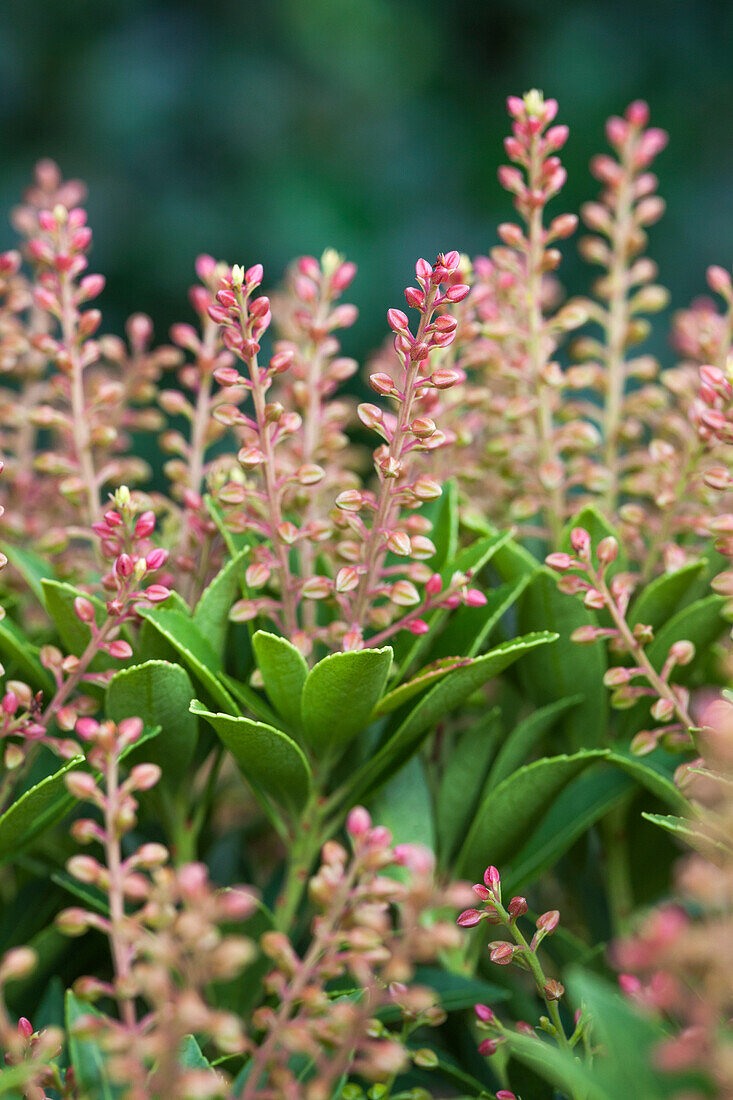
[[487, 695, 584, 790], [139, 607, 238, 713], [191, 701, 311, 816], [344, 632, 556, 805], [5, 543, 54, 606], [301, 646, 392, 757], [436, 708, 502, 865], [456, 749, 608, 878], [628, 559, 707, 630], [193, 546, 250, 658], [373, 656, 473, 718], [0, 616, 54, 692], [0, 755, 84, 862], [252, 630, 308, 733], [66, 991, 119, 1100]]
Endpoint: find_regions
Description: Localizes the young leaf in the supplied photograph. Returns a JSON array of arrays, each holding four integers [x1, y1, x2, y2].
[[343, 632, 556, 805], [628, 558, 707, 630], [106, 661, 197, 789], [190, 701, 311, 816], [0, 755, 84, 863], [193, 546, 250, 658], [139, 606, 239, 713], [455, 749, 608, 878], [436, 708, 502, 866], [301, 646, 392, 758], [252, 630, 308, 734], [486, 695, 584, 791]]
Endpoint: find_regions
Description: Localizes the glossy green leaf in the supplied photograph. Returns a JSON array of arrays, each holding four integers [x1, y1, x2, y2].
[[179, 1034, 213, 1070], [4, 543, 54, 606], [456, 749, 608, 878], [0, 755, 84, 862], [373, 656, 473, 718], [0, 616, 54, 691], [106, 660, 197, 789], [193, 546, 250, 658], [252, 630, 308, 733], [606, 747, 690, 813], [66, 991, 119, 1100], [344, 632, 556, 805], [301, 646, 392, 757], [487, 694, 584, 791], [504, 763, 632, 893], [641, 812, 724, 854], [368, 754, 434, 852], [191, 701, 311, 816], [430, 477, 459, 570], [139, 606, 238, 713], [436, 708, 502, 865], [220, 672, 282, 726], [628, 558, 707, 630], [41, 579, 108, 658]]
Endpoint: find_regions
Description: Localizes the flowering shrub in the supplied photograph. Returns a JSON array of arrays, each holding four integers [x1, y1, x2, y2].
[[0, 91, 731, 1099]]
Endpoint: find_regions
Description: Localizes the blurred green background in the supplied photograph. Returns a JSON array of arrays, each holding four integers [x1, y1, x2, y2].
[[0, 0, 731, 362]]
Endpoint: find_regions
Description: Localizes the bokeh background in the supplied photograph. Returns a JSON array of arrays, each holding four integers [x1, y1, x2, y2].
[[0, 0, 731, 363]]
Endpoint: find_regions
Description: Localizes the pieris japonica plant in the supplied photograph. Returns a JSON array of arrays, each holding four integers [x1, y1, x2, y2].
[[0, 91, 730, 1100]]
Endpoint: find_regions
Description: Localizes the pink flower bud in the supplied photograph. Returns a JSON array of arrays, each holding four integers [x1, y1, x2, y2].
[[73, 596, 96, 623], [404, 286, 425, 310], [457, 909, 483, 927], [489, 942, 514, 965], [570, 527, 591, 555], [332, 260, 357, 290], [508, 896, 528, 919], [270, 349, 294, 373], [475, 1004, 495, 1023], [464, 588, 487, 607], [245, 263, 264, 287], [478, 1038, 498, 1056], [145, 548, 168, 570], [143, 585, 170, 603], [346, 806, 372, 837], [129, 763, 162, 791], [107, 640, 133, 659], [370, 372, 396, 395], [444, 283, 470, 302], [301, 576, 332, 600], [484, 865, 501, 892], [536, 909, 560, 934], [134, 511, 156, 539], [335, 566, 359, 594], [707, 265, 732, 297], [597, 536, 619, 564], [17, 1017, 33, 1040]]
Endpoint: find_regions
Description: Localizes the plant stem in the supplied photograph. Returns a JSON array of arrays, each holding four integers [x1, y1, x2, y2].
[[104, 749, 136, 1029]]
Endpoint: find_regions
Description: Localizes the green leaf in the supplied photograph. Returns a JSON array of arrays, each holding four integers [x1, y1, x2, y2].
[[301, 646, 392, 758], [373, 656, 474, 718], [344, 632, 556, 805], [0, 755, 84, 862], [487, 695, 584, 791], [106, 661, 197, 789], [436, 708, 502, 866], [193, 546, 250, 658], [504, 763, 632, 893], [179, 1034, 213, 1070], [66, 991, 119, 1100], [430, 477, 459, 570], [139, 606, 238, 713], [647, 592, 726, 671], [219, 672, 281, 726], [606, 747, 690, 813], [4, 543, 54, 606], [368, 754, 434, 853], [0, 616, 54, 692], [191, 701, 311, 816], [456, 749, 608, 878], [252, 630, 308, 733], [641, 811, 725, 855], [41, 579, 109, 659], [628, 559, 707, 630]]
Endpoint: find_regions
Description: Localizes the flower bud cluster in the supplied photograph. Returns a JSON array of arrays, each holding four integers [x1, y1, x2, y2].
[[456, 865, 579, 1063], [242, 806, 468, 1100], [547, 527, 697, 753], [0, 947, 64, 1098]]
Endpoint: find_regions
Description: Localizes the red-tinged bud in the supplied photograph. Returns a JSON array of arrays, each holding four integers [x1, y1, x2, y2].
[[464, 588, 487, 607], [249, 295, 270, 319], [0, 947, 37, 981], [358, 403, 384, 430], [545, 124, 569, 150], [425, 573, 442, 597], [214, 365, 243, 386], [618, 973, 642, 995], [79, 273, 105, 301], [133, 511, 155, 539], [245, 263, 263, 287], [545, 551, 574, 572], [195, 253, 217, 281], [107, 640, 133, 659], [238, 445, 265, 468], [445, 283, 470, 302], [335, 567, 359, 594], [369, 372, 395, 395], [597, 536, 619, 564], [65, 771, 99, 801], [668, 639, 695, 666], [301, 576, 332, 600], [390, 580, 420, 607], [570, 526, 591, 556], [415, 258, 433, 281], [145, 548, 168, 571], [496, 1092, 517, 1100], [33, 285, 57, 311], [346, 806, 372, 837], [583, 588, 605, 610], [536, 909, 560, 934], [2, 691, 18, 715], [73, 596, 96, 623], [625, 99, 650, 128], [706, 265, 732, 299], [387, 308, 409, 333], [17, 1017, 33, 1040], [606, 115, 628, 147], [143, 585, 170, 604], [508, 896, 528, 919], [456, 909, 483, 927], [478, 1038, 498, 1056], [489, 942, 514, 965], [332, 260, 357, 290], [277, 522, 299, 545], [115, 553, 134, 577], [497, 165, 524, 194], [129, 763, 162, 791], [404, 286, 425, 310], [430, 366, 465, 390], [475, 1004, 495, 1023], [543, 979, 565, 1001], [336, 489, 363, 512], [296, 255, 320, 280], [407, 619, 429, 635], [245, 563, 270, 589]]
